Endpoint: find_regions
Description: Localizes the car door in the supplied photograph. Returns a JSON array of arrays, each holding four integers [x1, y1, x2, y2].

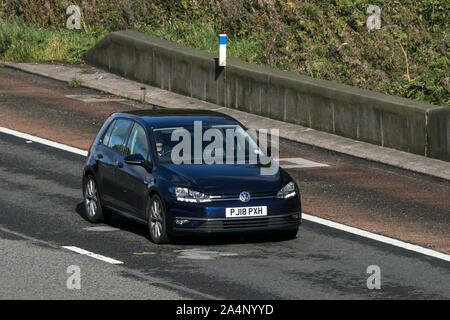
[[100, 118, 133, 210], [95, 119, 116, 206], [116, 122, 153, 219]]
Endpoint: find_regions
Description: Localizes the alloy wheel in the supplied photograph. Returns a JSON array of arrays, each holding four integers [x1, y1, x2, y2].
[[85, 178, 98, 218], [150, 199, 163, 239]]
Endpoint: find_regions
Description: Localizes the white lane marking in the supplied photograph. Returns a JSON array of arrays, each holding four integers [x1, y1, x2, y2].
[[62, 246, 123, 264], [0, 126, 88, 157], [278, 157, 329, 169], [83, 226, 120, 232], [302, 213, 450, 262], [1, 127, 448, 262]]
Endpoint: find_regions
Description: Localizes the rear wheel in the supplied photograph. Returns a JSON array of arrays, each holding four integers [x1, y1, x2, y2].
[[147, 194, 170, 244], [84, 175, 108, 223]]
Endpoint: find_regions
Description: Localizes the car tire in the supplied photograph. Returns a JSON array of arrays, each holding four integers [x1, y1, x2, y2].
[[84, 175, 107, 223], [147, 194, 170, 244]]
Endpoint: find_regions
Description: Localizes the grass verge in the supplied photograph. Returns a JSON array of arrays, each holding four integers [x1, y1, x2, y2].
[[0, 0, 448, 106]]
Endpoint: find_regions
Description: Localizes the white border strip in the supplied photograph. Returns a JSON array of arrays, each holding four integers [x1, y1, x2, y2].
[[302, 213, 450, 262], [278, 157, 329, 168], [1, 126, 449, 262], [63, 246, 123, 264], [0, 126, 88, 156]]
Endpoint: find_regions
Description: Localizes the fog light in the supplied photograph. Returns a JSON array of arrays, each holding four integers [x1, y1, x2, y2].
[[175, 219, 190, 226]]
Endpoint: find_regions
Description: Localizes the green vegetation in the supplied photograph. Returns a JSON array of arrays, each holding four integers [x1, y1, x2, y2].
[[0, 18, 100, 63], [69, 76, 82, 88], [0, 1, 448, 106]]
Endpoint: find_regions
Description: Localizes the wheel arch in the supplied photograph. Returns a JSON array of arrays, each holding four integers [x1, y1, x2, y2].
[[82, 168, 97, 194], [146, 187, 164, 220]]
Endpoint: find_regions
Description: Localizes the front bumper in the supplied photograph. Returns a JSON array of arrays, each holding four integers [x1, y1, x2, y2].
[[169, 212, 301, 234], [164, 191, 302, 235]]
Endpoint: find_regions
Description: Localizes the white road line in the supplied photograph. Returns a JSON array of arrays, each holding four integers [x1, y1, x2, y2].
[[278, 157, 329, 169], [62, 246, 124, 264], [302, 213, 450, 262], [1, 126, 449, 262], [0, 126, 88, 156]]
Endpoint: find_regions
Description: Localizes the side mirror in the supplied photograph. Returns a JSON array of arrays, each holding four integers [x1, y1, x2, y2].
[[124, 153, 146, 166], [125, 153, 153, 172]]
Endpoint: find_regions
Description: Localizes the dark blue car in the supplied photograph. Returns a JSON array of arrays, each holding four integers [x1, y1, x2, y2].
[[83, 109, 302, 243]]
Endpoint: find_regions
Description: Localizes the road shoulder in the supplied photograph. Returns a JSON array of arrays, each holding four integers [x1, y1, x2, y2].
[[3, 61, 450, 181]]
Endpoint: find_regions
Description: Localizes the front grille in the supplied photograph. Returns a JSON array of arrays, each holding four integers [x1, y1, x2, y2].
[[197, 215, 299, 230], [209, 191, 278, 201]]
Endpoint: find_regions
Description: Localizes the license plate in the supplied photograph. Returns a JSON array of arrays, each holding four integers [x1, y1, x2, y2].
[[225, 206, 267, 218]]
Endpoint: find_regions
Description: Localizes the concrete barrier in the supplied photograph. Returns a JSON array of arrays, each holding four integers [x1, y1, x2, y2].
[[83, 30, 449, 162], [428, 107, 450, 161]]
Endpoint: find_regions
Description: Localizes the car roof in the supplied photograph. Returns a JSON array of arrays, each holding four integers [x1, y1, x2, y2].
[[113, 109, 240, 128]]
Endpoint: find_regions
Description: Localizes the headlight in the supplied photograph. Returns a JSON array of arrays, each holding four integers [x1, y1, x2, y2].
[[173, 187, 211, 203], [277, 182, 296, 199]]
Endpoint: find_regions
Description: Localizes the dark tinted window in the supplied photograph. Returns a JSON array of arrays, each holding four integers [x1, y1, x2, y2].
[[125, 123, 149, 158], [152, 125, 261, 163], [108, 119, 132, 152], [102, 120, 116, 147]]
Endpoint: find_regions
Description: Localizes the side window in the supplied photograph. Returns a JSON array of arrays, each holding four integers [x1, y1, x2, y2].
[[102, 120, 116, 147], [108, 119, 132, 153], [125, 123, 150, 159]]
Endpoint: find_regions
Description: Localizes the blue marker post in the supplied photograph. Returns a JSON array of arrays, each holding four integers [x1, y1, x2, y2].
[[219, 34, 226, 67]]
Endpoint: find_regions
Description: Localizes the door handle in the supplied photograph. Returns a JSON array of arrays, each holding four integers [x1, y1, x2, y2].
[[116, 161, 123, 168], [97, 153, 103, 160]]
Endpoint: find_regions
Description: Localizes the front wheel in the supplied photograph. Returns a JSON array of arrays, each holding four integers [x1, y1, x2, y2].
[[147, 194, 170, 244]]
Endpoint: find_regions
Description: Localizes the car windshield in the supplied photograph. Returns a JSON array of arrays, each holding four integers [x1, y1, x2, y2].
[[152, 124, 264, 164]]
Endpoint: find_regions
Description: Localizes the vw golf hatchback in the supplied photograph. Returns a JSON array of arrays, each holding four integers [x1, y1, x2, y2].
[[83, 109, 302, 243]]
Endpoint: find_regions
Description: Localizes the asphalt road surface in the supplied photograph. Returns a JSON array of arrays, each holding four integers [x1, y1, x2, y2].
[[0, 132, 449, 299], [0, 67, 449, 299]]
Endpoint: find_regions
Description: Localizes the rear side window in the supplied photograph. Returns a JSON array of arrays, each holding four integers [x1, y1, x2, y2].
[[125, 123, 149, 158], [102, 120, 116, 147], [107, 119, 132, 152]]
